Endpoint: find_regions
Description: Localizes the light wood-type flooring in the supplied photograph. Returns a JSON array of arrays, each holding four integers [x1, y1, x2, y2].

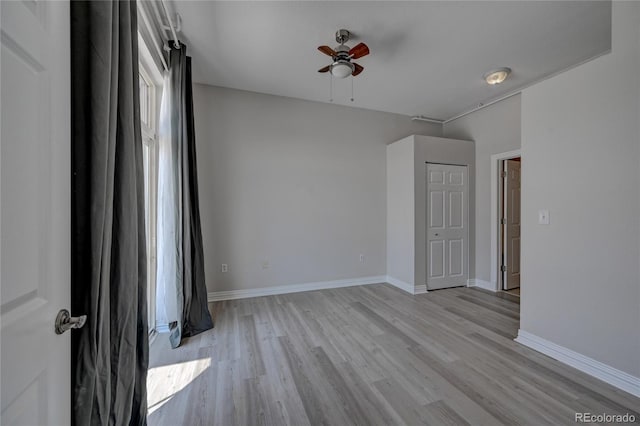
[[147, 284, 640, 425], [504, 287, 520, 297]]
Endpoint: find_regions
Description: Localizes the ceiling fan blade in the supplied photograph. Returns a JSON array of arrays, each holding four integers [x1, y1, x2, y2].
[[352, 63, 364, 76], [318, 45, 337, 57], [349, 42, 369, 59], [318, 65, 331, 73]]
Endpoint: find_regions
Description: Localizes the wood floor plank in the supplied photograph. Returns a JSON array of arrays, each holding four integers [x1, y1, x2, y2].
[[310, 346, 371, 425], [422, 400, 471, 426], [350, 301, 421, 347], [148, 284, 640, 425], [445, 306, 517, 339], [373, 377, 434, 425], [471, 287, 521, 303], [239, 314, 267, 379], [276, 335, 331, 425], [466, 332, 640, 418], [407, 344, 524, 425], [371, 333, 440, 405], [213, 359, 239, 426], [333, 361, 404, 426], [256, 336, 311, 426], [455, 294, 521, 319]]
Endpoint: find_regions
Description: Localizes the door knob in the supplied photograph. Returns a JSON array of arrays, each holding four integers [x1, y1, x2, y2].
[[55, 309, 87, 334]]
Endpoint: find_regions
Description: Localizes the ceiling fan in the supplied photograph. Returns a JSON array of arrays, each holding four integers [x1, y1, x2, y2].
[[317, 29, 369, 78]]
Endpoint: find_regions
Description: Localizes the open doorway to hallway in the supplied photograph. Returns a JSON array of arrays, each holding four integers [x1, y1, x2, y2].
[[499, 156, 521, 297]]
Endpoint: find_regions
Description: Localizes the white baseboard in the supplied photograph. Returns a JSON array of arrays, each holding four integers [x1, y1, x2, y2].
[[207, 275, 387, 302], [385, 276, 414, 293], [386, 276, 427, 295], [414, 284, 428, 294], [515, 330, 640, 398], [148, 329, 159, 345], [155, 323, 170, 333], [467, 278, 497, 292]]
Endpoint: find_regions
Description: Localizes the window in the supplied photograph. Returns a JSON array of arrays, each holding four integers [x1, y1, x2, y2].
[[139, 47, 161, 336], [139, 71, 155, 137]]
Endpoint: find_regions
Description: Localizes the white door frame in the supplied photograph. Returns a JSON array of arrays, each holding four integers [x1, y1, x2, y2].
[[490, 149, 521, 292]]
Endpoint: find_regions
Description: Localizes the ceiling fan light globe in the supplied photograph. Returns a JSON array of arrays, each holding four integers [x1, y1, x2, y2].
[[331, 62, 353, 79]]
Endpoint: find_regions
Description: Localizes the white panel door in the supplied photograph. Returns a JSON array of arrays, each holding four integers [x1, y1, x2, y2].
[[1, 1, 70, 424], [426, 164, 468, 290], [503, 160, 521, 290]]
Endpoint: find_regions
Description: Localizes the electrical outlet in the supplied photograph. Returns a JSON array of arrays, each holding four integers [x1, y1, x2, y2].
[[359, 254, 365, 262], [262, 261, 270, 269], [221, 264, 228, 273]]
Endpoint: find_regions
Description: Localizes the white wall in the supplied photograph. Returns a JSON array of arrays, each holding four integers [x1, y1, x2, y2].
[[193, 84, 440, 293], [386, 137, 416, 286], [385, 135, 474, 292], [443, 95, 521, 286], [520, 2, 640, 377]]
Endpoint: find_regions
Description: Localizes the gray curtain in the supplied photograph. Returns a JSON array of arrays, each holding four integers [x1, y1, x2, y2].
[[157, 44, 213, 349], [71, 1, 148, 425]]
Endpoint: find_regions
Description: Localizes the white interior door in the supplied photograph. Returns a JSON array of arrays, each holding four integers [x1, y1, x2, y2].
[[503, 159, 521, 290], [1, 1, 70, 424], [426, 164, 469, 290]]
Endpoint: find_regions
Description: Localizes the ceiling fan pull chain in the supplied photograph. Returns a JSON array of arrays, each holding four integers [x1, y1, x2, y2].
[[351, 76, 354, 102], [330, 73, 333, 102]]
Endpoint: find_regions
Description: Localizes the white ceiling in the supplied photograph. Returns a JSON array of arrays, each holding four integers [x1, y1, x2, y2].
[[170, 1, 611, 121]]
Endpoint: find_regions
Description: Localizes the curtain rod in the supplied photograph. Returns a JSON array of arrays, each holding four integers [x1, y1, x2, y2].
[[160, 0, 181, 49], [139, 4, 169, 72]]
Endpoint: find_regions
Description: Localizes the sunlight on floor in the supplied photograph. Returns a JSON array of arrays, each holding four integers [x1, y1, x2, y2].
[[147, 357, 211, 415]]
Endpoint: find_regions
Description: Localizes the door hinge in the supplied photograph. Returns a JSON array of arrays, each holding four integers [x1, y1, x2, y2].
[[500, 218, 506, 225], [500, 265, 506, 272], [501, 170, 507, 178]]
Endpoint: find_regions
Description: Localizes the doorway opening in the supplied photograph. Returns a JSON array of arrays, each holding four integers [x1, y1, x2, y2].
[[499, 156, 521, 297], [490, 149, 521, 296]]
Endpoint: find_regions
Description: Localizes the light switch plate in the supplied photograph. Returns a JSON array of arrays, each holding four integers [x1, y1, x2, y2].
[[538, 209, 550, 225]]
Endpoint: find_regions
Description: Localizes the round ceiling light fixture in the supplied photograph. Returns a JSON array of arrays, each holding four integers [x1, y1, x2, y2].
[[331, 60, 355, 79], [484, 67, 512, 85]]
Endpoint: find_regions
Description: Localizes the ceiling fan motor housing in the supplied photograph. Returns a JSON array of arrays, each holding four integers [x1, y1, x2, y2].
[[333, 46, 352, 63]]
